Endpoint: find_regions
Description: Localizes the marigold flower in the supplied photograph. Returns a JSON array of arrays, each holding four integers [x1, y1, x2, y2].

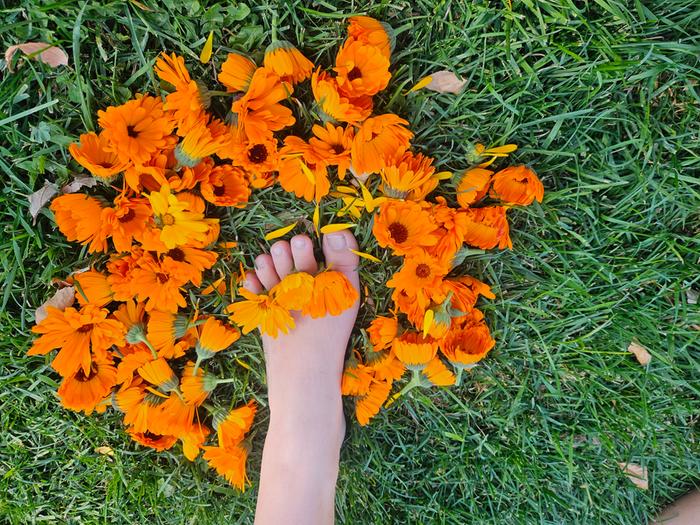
[[156, 393, 196, 436], [226, 288, 295, 338], [490, 165, 544, 205], [456, 168, 493, 208], [422, 357, 456, 386], [116, 346, 153, 387], [347, 16, 392, 59], [217, 400, 257, 449], [372, 200, 439, 256], [154, 53, 208, 135], [180, 423, 210, 461], [335, 39, 390, 98], [146, 310, 191, 358], [73, 270, 113, 307], [386, 251, 449, 307], [439, 322, 495, 367], [380, 151, 436, 199], [161, 246, 218, 287], [196, 317, 241, 360], [311, 69, 373, 124], [203, 443, 249, 490], [222, 135, 279, 176], [51, 194, 108, 253], [264, 40, 313, 84], [462, 206, 512, 250], [130, 255, 190, 312], [367, 316, 398, 352], [128, 429, 178, 452], [137, 357, 179, 391], [370, 353, 405, 382], [218, 52, 257, 92], [355, 379, 392, 426], [68, 131, 129, 179], [309, 122, 354, 179], [277, 135, 330, 202], [101, 195, 152, 253], [57, 354, 117, 414], [147, 186, 211, 249], [98, 95, 174, 166], [116, 380, 166, 433], [28, 304, 125, 378], [271, 272, 314, 311], [302, 271, 359, 318], [200, 164, 250, 207], [180, 361, 215, 406], [174, 119, 231, 167], [351, 114, 412, 175], [341, 361, 374, 396], [392, 331, 438, 370]]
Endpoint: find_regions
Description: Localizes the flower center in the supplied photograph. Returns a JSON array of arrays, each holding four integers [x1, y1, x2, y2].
[[167, 248, 185, 262], [331, 144, 344, 155], [348, 66, 362, 81], [248, 144, 268, 164], [415, 263, 431, 279], [388, 222, 409, 244], [77, 323, 94, 333], [213, 184, 226, 196], [162, 213, 175, 226], [156, 272, 169, 284], [74, 363, 99, 382], [118, 208, 136, 223], [126, 125, 139, 138]]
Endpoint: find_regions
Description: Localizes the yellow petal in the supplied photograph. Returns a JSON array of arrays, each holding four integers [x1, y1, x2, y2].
[[435, 171, 452, 180], [300, 161, 315, 184], [235, 358, 251, 371], [312, 204, 320, 237], [335, 185, 358, 195], [422, 309, 434, 337], [264, 222, 297, 241], [199, 31, 214, 63], [408, 75, 433, 93], [350, 249, 381, 263], [484, 144, 518, 156], [320, 223, 355, 234], [217, 241, 238, 248]]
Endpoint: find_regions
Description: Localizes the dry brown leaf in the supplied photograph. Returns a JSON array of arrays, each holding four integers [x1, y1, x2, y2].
[[5, 42, 69, 72], [28, 181, 58, 223], [62, 176, 97, 194], [627, 339, 651, 366], [618, 462, 648, 490], [35, 286, 75, 324], [95, 446, 114, 456], [425, 70, 467, 94]]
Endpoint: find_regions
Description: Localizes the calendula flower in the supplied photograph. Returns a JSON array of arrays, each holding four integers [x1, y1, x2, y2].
[[334, 39, 391, 98], [27, 304, 125, 378], [154, 52, 208, 135], [351, 114, 412, 175], [218, 52, 257, 92], [106, 249, 142, 301], [462, 206, 512, 250], [116, 379, 166, 433], [369, 353, 405, 382], [302, 271, 359, 318], [203, 443, 249, 491], [439, 322, 495, 367], [392, 331, 438, 370], [127, 429, 178, 451], [68, 132, 129, 179], [309, 122, 354, 179], [51, 194, 108, 253], [456, 168, 493, 208], [355, 380, 392, 426], [387, 251, 450, 308], [98, 95, 174, 166], [195, 317, 240, 363], [264, 40, 314, 84], [231, 67, 295, 142], [73, 270, 113, 307], [57, 353, 117, 414], [174, 119, 231, 167], [277, 136, 330, 202], [347, 16, 392, 59], [137, 357, 179, 391], [226, 288, 295, 338], [216, 400, 257, 449], [124, 146, 177, 192], [147, 186, 211, 249], [130, 255, 190, 313], [311, 69, 373, 124], [372, 200, 439, 256], [380, 151, 436, 199], [146, 310, 191, 358], [180, 361, 216, 406], [271, 272, 314, 310], [341, 360, 374, 396], [421, 357, 456, 386], [101, 195, 152, 253], [367, 316, 398, 352], [156, 393, 196, 436], [223, 135, 279, 176], [180, 423, 210, 461], [200, 164, 251, 207], [490, 165, 544, 205], [115, 346, 153, 387]]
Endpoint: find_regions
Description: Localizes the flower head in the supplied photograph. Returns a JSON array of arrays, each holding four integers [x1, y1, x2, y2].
[[219, 52, 257, 92], [69, 131, 129, 179], [147, 186, 211, 249], [372, 200, 439, 256], [490, 165, 544, 205], [264, 40, 314, 84], [351, 114, 412, 175], [302, 271, 359, 318], [226, 288, 295, 338], [392, 331, 438, 369]]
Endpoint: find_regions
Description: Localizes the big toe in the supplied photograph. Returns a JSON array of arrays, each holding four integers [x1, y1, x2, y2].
[[322, 231, 360, 290]]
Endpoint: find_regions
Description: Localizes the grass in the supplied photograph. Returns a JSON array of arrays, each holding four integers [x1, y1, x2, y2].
[[1, 0, 699, 523]]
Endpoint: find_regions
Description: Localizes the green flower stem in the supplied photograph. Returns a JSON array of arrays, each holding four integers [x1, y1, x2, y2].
[[455, 367, 464, 387]]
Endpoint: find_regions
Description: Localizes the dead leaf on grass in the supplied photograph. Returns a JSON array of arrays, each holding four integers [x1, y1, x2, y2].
[[62, 176, 97, 194], [95, 446, 114, 456], [35, 286, 75, 323], [5, 42, 68, 72], [627, 339, 651, 366], [28, 181, 59, 223], [618, 462, 648, 490], [409, 70, 467, 94]]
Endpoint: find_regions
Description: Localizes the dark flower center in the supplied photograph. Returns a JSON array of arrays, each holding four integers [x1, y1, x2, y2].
[[167, 248, 185, 262], [126, 125, 139, 138], [348, 66, 362, 81], [213, 184, 226, 196], [77, 323, 94, 333], [248, 144, 268, 164], [331, 144, 345, 155], [156, 272, 169, 284], [415, 263, 431, 278], [388, 222, 409, 244], [74, 363, 98, 382], [143, 431, 163, 440], [118, 208, 136, 223]]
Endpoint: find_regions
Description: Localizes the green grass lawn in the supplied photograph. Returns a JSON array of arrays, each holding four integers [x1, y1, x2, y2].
[[1, 0, 699, 523]]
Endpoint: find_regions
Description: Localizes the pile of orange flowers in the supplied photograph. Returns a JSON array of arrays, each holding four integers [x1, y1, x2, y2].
[[27, 16, 543, 489]]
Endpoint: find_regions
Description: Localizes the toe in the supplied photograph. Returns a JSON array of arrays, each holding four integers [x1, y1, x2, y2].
[[290, 235, 318, 274], [322, 230, 360, 290], [270, 240, 294, 279], [241, 271, 264, 294], [254, 254, 280, 290]]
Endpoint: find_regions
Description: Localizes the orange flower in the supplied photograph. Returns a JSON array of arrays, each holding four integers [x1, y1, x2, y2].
[[369, 353, 405, 382], [231, 67, 295, 142], [68, 132, 129, 179], [51, 194, 108, 253], [106, 249, 142, 301], [28, 304, 125, 378], [311, 69, 373, 124], [355, 380, 392, 426], [308, 122, 354, 179], [124, 146, 177, 192], [302, 271, 359, 318], [98, 95, 174, 166], [347, 16, 391, 59], [277, 136, 330, 202], [372, 200, 439, 256], [57, 353, 117, 414], [386, 251, 449, 305], [146, 310, 191, 358], [180, 423, 210, 461], [180, 361, 215, 406], [156, 393, 196, 436], [351, 114, 412, 175], [200, 164, 250, 207], [218, 52, 257, 92], [335, 40, 390, 98], [115, 346, 153, 387], [174, 118, 232, 167], [392, 331, 438, 369], [462, 206, 512, 250], [196, 317, 240, 360], [490, 165, 544, 205], [128, 429, 178, 451], [217, 400, 257, 449], [367, 316, 398, 352], [439, 322, 495, 366], [223, 135, 279, 176], [101, 195, 152, 253], [456, 168, 493, 208], [226, 288, 295, 338], [380, 151, 436, 199], [264, 40, 313, 84], [73, 270, 113, 307], [116, 380, 166, 433], [154, 52, 208, 135], [162, 246, 218, 287], [130, 255, 190, 312], [203, 443, 249, 491], [341, 360, 374, 396], [146, 186, 211, 249], [422, 357, 456, 386], [137, 357, 179, 391], [271, 272, 314, 311], [392, 288, 427, 327]]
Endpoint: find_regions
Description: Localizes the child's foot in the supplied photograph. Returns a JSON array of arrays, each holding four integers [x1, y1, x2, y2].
[[242, 231, 360, 427]]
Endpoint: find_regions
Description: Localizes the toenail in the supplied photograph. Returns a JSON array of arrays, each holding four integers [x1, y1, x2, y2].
[[271, 244, 285, 256], [328, 233, 346, 250], [292, 237, 306, 249]]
